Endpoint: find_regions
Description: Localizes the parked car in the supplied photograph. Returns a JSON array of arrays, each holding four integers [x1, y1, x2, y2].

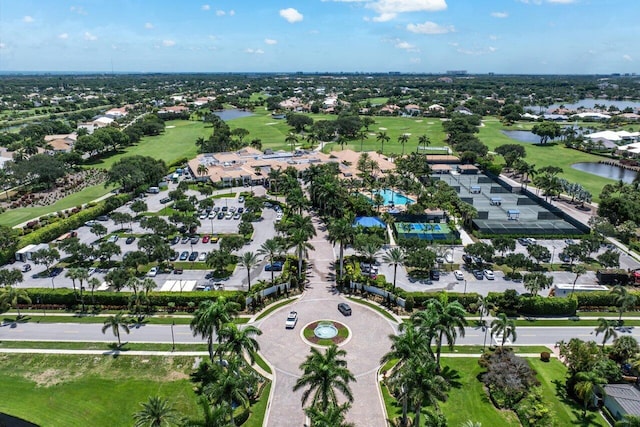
[[188, 251, 199, 261], [225, 212, 233, 220], [265, 261, 284, 271], [564, 239, 576, 245], [49, 267, 63, 277], [96, 215, 109, 221], [84, 220, 98, 227], [169, 251, 179, 261], [217, 212, 225, 219], [191, 236, 200, 244], [454, 270, 464, 280], [170, 236, 180, 245], [473, 270, 484, 280], [483, 269, 495, 280], [208, 212, 216, 219], [462, 254, 473, 264], [198, 252, 207, 261], [338, 303, 352, 316], [173, 267, 183, 274], [233, 213, 241, 220], [210, 235, 219, 243], [106, 235, 119, 243], [430, 270, 440, 281], [179, 251, 189, 261], [147, 266, 159, 277], [202, 235, 210, 243], [199, 212, 208, 220], [229, 207, 236, 213], [237, 207, 244, 213], [213, 206, 220, 212], [21, 264, 32, 273], [125, 236, 135, 244], [238, 196, 245, 203], [285, 311, 298, 329], [160, 197, 172, 204], [181, 236, 190, 244], [221, 206, 228, 212]]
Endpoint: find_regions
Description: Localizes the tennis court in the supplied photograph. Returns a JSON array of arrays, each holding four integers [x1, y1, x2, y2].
[[395, 222, 454, 240]]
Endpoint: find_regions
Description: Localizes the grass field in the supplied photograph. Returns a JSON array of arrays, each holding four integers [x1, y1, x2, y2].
[[0, 353, 199, 426], [0, 182, 116, 227], [479, 118, 615, 201]]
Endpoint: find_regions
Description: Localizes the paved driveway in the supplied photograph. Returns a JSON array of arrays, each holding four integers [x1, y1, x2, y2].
[[256, 214, 395, 427]]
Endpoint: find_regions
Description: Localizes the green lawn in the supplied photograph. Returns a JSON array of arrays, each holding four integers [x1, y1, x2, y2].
[[0, 354, 199, 427], [87, 119, 207, 170], [0, 183, 117, 227], [528, 358, 609, 426], [0, 340, 208, 352], [479, 118, 617, 201]]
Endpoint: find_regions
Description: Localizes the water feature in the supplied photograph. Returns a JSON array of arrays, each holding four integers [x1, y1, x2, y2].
[[571, 162, 638, 184], [213, 109, 254, 121], [527, 98, 640, 112], [314, 322, 338, 339], [371, 189, 415, 206], [501, 130, 541, 143]]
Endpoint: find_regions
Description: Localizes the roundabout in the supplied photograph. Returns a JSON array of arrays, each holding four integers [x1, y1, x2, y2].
[[301, 320, 351, 346]]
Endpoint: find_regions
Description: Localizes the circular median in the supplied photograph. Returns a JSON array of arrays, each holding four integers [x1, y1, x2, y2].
[[301, 320, 351, 347]]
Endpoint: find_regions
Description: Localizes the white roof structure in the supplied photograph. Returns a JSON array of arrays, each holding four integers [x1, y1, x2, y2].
[[572, 112, 611, 120], [617, 142, 640, 154], [585, 130, 640, 141], [160, 280, 197, 292]]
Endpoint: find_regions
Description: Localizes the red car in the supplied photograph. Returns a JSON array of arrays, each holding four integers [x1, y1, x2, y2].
[[202, 235, 210, 243]]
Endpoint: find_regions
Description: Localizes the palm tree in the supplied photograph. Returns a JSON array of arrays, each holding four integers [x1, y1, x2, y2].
[[491, 312, 517, 348], [133, 395, 180, 427], [399, 357, 449, 427], [285, 132, 299, 153], [376, 131, 390, 154], [418, 134, 431, 153], [190, 297, 240, 363], [574, 371, 606, 418], [101, 313, 130, 347], [595, 317, 618, 349], [217, 323, 262, 365], [305, 402, 355, 427], [0, 286, 32, 318], [239, 251, 259, 291], [257, 238, 283, 285], [357, 129, 368, 152], [327, 215, 355, 281], [203, 358, 250, 426], [183, 397, 232, 427], [398, 133, 409, 156], [615, 414, 640, 427], [306, 132, 319, 150], [570, 264, 587, 298], [382, 247, 406, 294], [289, 229, 314, 281], [421, 298, 467, 370], [65, 267, 82, 293], [611, 285, 637, 325], [197, 164, 209, 177], [293, 345, 356, 411]]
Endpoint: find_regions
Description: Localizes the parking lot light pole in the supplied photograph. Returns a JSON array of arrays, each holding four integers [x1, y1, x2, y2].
[[464, 279, 467, 295], [171, 321, 175, 352], [551, 246, 556, 271]]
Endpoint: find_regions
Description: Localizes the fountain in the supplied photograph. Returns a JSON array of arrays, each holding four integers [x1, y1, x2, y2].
[[314, 321, 338, 339]]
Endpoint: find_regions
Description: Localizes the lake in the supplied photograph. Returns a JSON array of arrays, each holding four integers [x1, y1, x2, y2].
[[527, 98, 640, 112], [571, 162, 638, 184], [213, 109, 254, 121], [501, 130, 540, 143]]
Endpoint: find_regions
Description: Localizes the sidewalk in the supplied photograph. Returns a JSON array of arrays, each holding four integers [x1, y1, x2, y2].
[[0, 348, 208, 356]]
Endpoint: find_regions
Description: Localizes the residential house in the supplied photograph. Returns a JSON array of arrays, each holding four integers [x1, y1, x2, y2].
[[603, 383, 640, 421], [44, 133, 77, 153]]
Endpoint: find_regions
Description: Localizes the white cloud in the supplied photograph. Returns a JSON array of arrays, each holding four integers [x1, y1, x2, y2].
[[395, 41, 418, 52], [406, 21, 454, 34], [201, 4, 210, 11], [448, 42, 458, 47], [489, 46, 497, 52], [145, 22, 154, 30], [245, 48, 264, 54], [280, 8, 303, 23], [264, 38, 278, 45], [162, 40, 176, 47], [0, 43, 6, 49], [23, 16, 34, 23], [367, 0, 447, 22], [491, 12, 508, 18], [457, 46, 496, 56], [623, 54, 632, 62], [216, 10, 226, 16], [84, 32, 97, 41], [229, 10, 235, 16], [70, 6, 88, 15], [58, 33, 69, 40]]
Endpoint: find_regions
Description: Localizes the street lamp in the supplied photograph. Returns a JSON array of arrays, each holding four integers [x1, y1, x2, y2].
[[551, 245, 556, 272], [482, 320, 489, 352], [171, 321, 176, 352], [464, 279, 467, 295]]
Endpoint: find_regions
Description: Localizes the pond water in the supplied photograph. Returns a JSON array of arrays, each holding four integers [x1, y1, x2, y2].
[[571, 162, 638, 183], [501, 130, 541, 143], [527, 98, 640, 112], [213, 109, 254, 121]]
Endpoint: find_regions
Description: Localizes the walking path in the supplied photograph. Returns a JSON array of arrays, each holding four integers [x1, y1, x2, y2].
[[255, 212, 396, 427]]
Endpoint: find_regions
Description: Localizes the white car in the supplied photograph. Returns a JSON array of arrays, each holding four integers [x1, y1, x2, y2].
[[285, 311, 298, 329], [147, 266, 159, 277], [454, 270, 464, 280], [483, 269, 495, 280], [198, 252, 207, 262], [106, 235, 119, 243], [199, 212, 208, 220]]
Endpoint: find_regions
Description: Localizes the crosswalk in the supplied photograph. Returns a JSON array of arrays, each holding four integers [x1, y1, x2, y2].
[[492, 333, 512, 346]]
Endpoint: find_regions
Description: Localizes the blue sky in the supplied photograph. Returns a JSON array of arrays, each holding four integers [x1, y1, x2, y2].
[[0, 0, 637, 74]]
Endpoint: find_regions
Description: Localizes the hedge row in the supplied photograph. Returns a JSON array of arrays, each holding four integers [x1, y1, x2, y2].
[[575, 291, 640, 310], [518, 296, 578, 316], [403, 292, 481, 310], [23, 288, 246, 310]]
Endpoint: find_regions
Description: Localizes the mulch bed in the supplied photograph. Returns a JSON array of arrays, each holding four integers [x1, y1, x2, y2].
[[304, 321, 348, 345]]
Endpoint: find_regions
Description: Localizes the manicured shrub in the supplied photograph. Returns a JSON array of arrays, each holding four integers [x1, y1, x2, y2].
[[519, 296, 577, 316], [540, 351, 551, 362]]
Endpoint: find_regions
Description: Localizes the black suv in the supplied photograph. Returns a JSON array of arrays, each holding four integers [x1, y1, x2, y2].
[[338, 303, 352, 316], [430, 270, 440, 281]]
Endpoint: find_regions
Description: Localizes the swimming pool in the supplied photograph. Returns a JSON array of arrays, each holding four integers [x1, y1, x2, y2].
[[372, 189, 415, 206]]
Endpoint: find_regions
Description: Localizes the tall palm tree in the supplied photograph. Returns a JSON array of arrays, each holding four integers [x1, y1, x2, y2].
[[239, 251, 259, 291], [491, 312, 517, 348], [417, 134, 430, 153], [357, 129, 368, 152], [376, 131, 390, 154], [574, 371, 606, 418], [257, 238, 284, 285], [183, 397, 232, 427], [75, 267, 90, 312], [289, 229, 314, 281], [190, 298, 240, 363], [197, 164, 209, 177], [327, 215, 355, 281], [419, 298, 467, 370], [101, 313, 130, 347], [65, 267, 82, 293], [611, 285, 637, 325], [305, 402, 355, 427], [217, 323, 262, 365], [285, 132, 299, 153], [595, 317, 618, 349], [133, 395, 180, 427], [0, 286, 32, 318], [293, 345, 356, 411], [305, 132, 319, 150], [398, 133, 409, 156], [203, 359, 250, 426], [400, 357, 449, 427], [382, 247, 406, 294]]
